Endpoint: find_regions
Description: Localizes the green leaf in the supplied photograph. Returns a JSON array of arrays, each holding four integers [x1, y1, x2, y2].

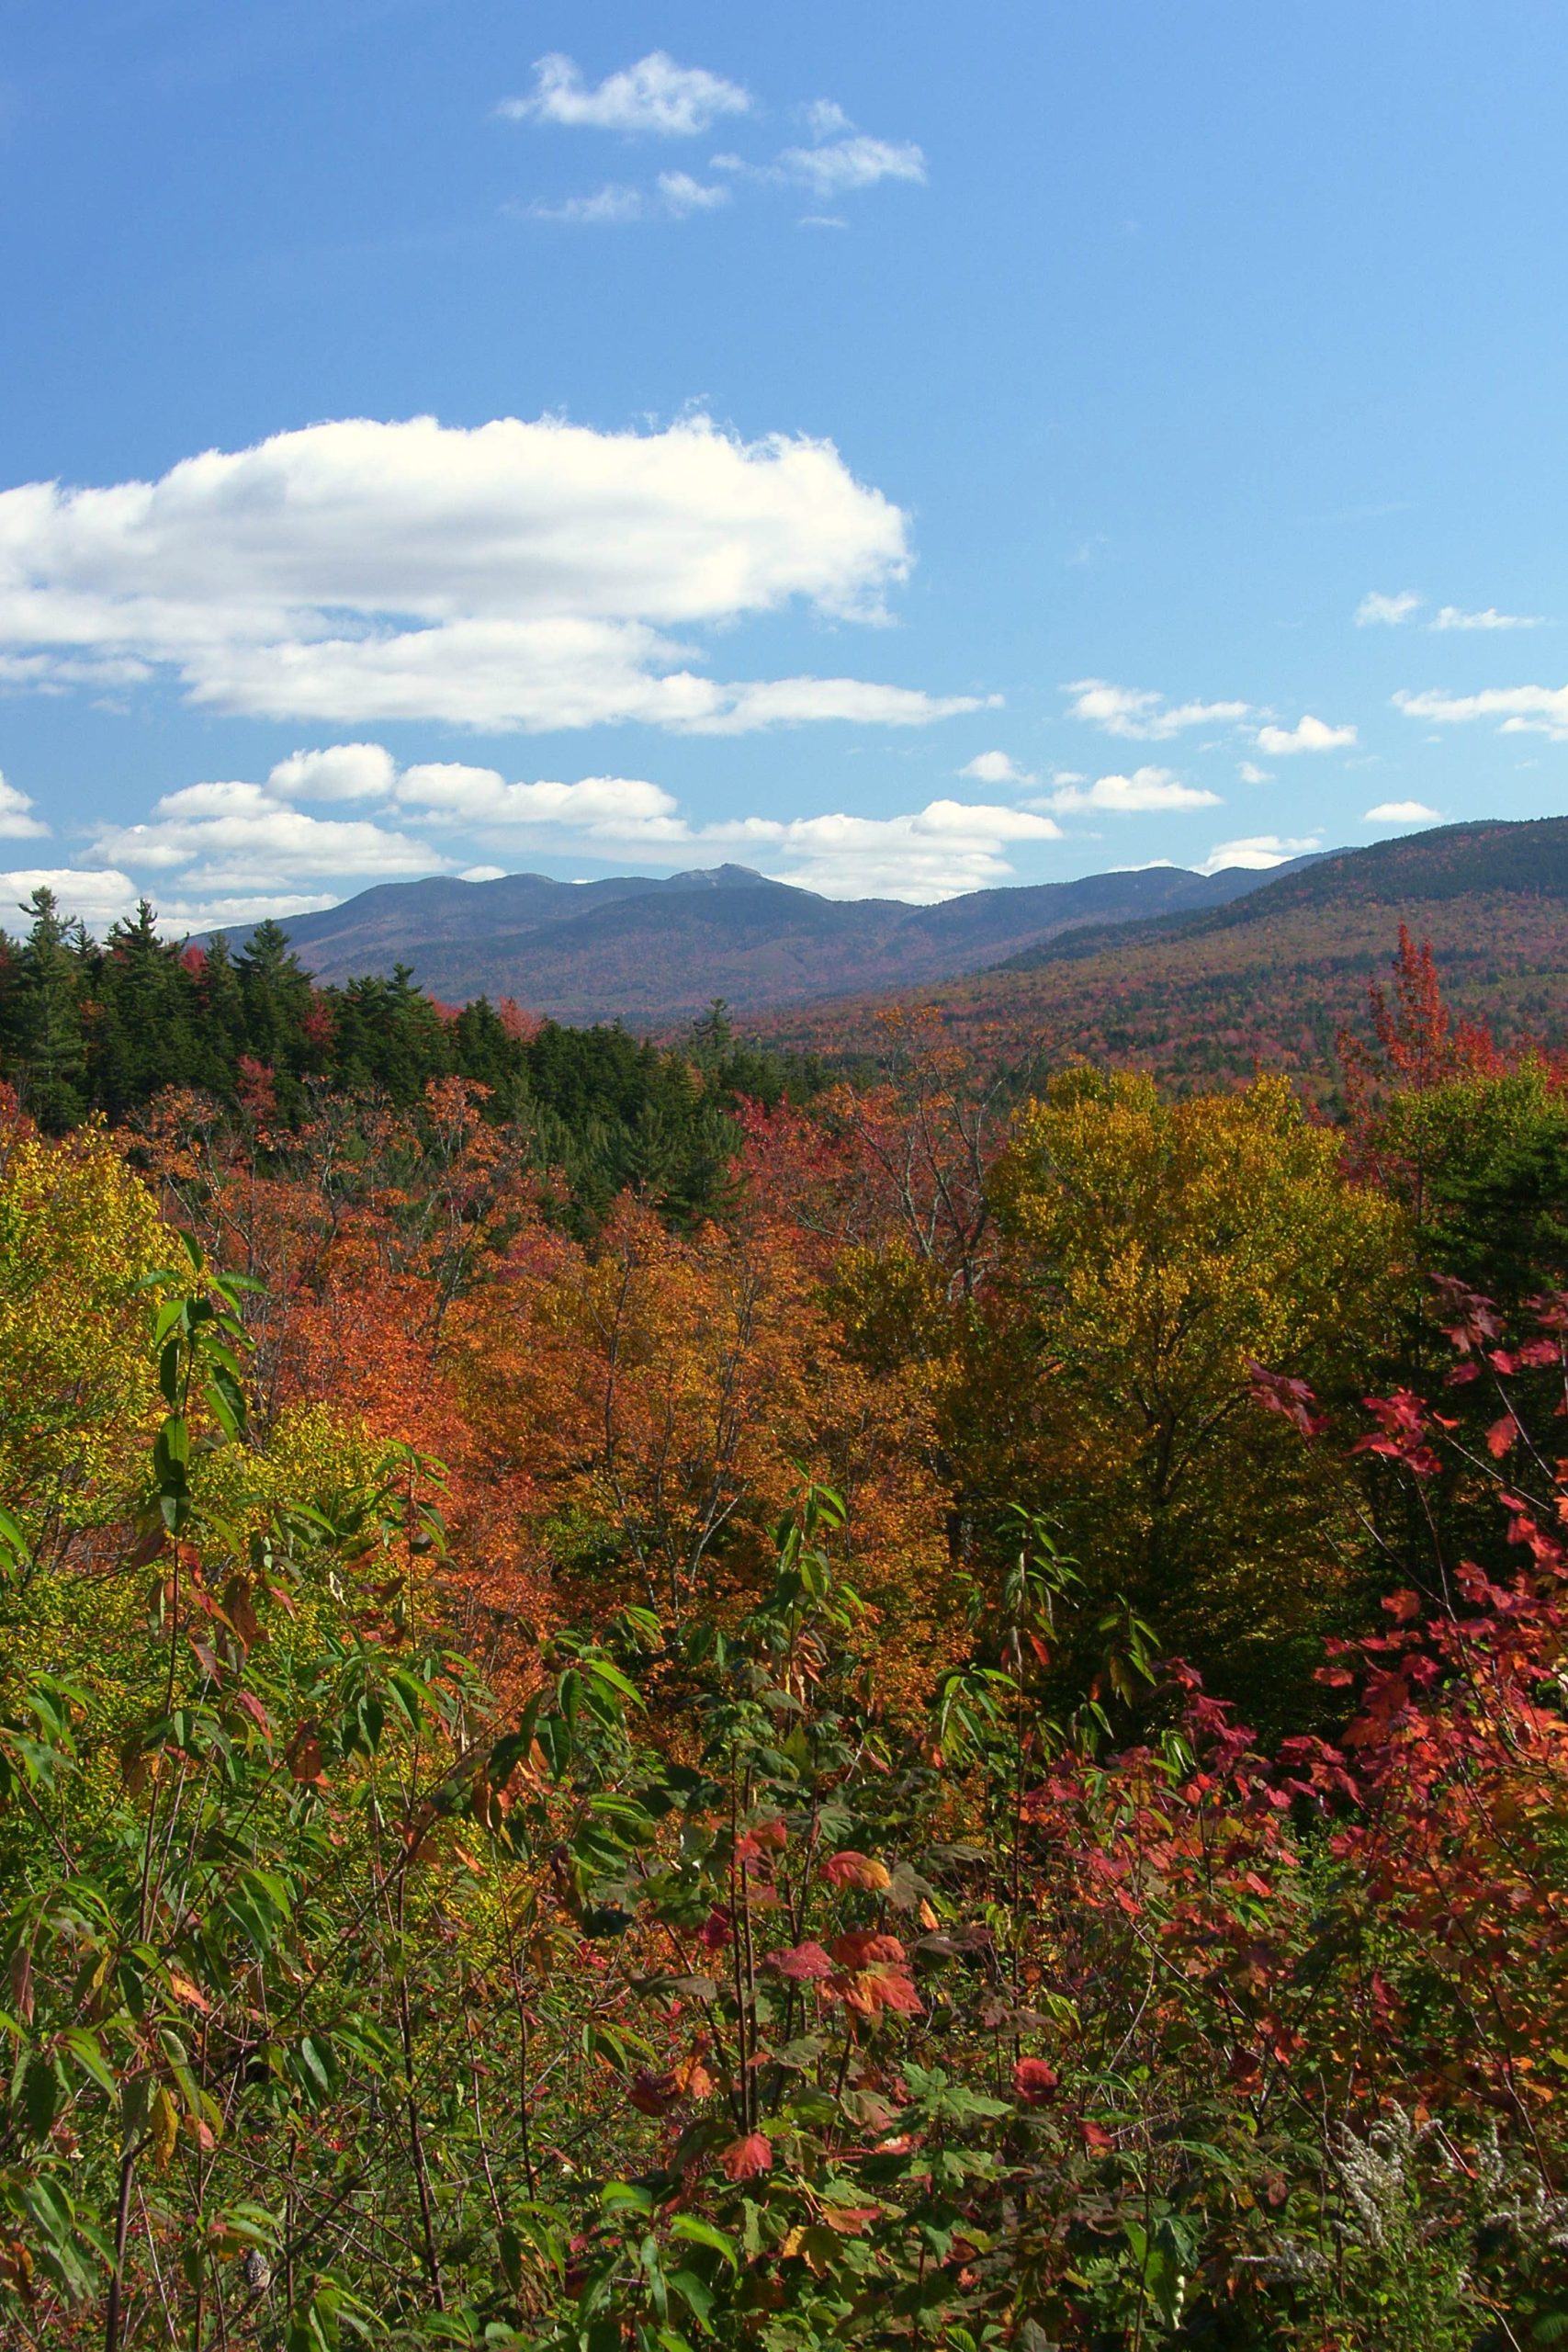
[[62, 2028, 115, 2096], [21, 2052, 61, 2137], [601, 2182, 654, 2216], [665, 2270, 714, 2331], [667, 2217, 738, 2270]]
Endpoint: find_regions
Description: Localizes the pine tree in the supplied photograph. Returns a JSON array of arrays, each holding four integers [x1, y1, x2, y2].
[[188, 933, 247, 1094], [2, 887, 89, 1130], [235, 921, 315, 1073], [89, 900, 199, 1117]]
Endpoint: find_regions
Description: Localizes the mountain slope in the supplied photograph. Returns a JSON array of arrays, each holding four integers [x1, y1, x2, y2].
[[219, 857, 1298, 1027], [760, 817, 1568, 1084]]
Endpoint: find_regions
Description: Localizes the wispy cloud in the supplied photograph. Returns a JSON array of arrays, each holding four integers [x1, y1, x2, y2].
[[526, 182, 646, 225], [1064, 679, 1249, 741], [501, 51, 750, 137], [1356, 590, 1422, 627], [1394, 684, 1568, 740], [526, 172, 728, 224], [1431, 604, 1543, 631], [1254, 714, 1357, 754], [1357, 588, 1544, 632], [656, 171, 729, 217], [777, 134, 926, 197], [801, 100, 853, 141], [1237, 761, 1272, 785]]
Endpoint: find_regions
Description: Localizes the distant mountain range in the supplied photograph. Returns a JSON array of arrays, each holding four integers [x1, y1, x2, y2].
[[757, 816, 1568, 1086], [217, 855, 1315, 1028]]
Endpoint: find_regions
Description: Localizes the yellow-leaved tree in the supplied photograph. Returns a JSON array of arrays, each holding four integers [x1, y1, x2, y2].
[[964, 1069, 1411, 1727], [0, 1103, 168, 1555]]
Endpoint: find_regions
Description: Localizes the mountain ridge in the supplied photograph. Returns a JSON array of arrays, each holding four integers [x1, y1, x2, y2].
[[754, 815, 1568, 1086], [209, 855, 1309, 1028]]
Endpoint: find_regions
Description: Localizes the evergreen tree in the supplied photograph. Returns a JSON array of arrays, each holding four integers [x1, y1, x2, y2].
[[235, 920, 315, 1073], [330, 966, 455, 1102], [2, 888, 89, 1130], [452, 996, 531, 1113], [188, 933, 248, 1094], [88, 900, 199, 1118]]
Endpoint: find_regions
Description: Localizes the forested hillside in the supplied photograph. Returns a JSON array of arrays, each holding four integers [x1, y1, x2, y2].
[[0, 888, 824, 1227], [6, 925, 1568, 2345], [765, 817, 1568, 1090]]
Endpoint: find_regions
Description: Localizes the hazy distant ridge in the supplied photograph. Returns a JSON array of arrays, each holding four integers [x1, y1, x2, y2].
[[220, 857, 1307, 1027]]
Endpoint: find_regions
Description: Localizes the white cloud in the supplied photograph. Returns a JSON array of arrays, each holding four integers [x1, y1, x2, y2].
[[0, 861, 338, 939], [0, 867, 140, 927], [501, 51, 750, 137], [391, 763, 684, 842], [532, 171, 730, 223], [267, 742, 397, 802], [1254, 714, 1357, 754], [169, 892, 337, 931], [0, 771, 48, 837], [90, 781, 441, 893], [0, 651, 152, 689], [684, 676, 992, 733], [797, 214, 849, 231], [1356, 590, 1422, 627], [1064, 679, 1249, 741], [802, 100, 854, 140], [1198, 834, 1321, 875], [1394, 684, 1568, 741], [656, 171, 729, 216], [459, 865, 507, 883], [1431, 604, 1543, 631], [0, 413, 982, 734], [75, 747, 1077, 914], [1044, 766, 1222, 814], [527, 183, 646, 225], [778, 136, 927, 196], [1364, 800, 1441, 823], [959, 750, 1034, 786], [1237, 761, 1272, 785], [708, 798, 1062, 900]]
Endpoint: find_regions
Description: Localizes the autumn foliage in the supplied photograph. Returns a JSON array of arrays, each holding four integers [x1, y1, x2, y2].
[[6, 934, 1568, 2345]]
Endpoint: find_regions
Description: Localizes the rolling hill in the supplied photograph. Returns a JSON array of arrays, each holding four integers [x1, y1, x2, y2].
[[759, 817, 1568, 1085], [219, 855, 1303, 1027]]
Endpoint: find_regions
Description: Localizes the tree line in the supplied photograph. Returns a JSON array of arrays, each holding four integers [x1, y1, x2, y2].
[[0, 887, 825, 1227]]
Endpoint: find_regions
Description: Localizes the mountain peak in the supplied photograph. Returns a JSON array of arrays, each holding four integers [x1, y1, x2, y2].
[[661, 863, 777, 890]]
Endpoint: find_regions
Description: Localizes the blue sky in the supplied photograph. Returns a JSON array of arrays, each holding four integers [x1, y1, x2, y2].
[[3, 0, 1567, 928]]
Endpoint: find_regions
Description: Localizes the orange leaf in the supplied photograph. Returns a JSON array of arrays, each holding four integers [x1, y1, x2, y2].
[[822, 1849, 891, 1893]]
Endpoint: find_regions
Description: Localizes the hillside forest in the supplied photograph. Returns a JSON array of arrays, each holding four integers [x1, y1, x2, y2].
[[7, 891, 1568, 2346]]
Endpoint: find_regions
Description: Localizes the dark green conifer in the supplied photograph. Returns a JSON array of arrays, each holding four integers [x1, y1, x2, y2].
[[89, 900, 198, 1118], [2, 887, 89, 1131]]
